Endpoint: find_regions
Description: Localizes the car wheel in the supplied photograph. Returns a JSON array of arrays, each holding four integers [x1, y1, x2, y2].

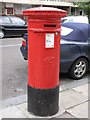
[[0, 30, 5, 39], [22, 34, 24, 37], [24, 58, 27, 60], [69, 58, 88, 80]]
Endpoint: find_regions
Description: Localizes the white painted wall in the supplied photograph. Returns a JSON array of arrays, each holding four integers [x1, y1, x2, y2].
[[1, 0, 75, 7], [6, 3, 13, 7]]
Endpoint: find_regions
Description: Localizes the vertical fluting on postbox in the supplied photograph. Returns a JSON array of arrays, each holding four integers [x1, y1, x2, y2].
[[23, 7, 66, 116]]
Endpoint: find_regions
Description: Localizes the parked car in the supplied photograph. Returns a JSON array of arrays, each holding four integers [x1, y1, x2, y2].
[[61, 16, 89, 24], [20, 23, 90, 79], [0, 16, 27, 38]]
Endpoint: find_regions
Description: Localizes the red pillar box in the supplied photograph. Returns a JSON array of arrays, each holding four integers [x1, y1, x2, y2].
[[23, 7, 66, 116]]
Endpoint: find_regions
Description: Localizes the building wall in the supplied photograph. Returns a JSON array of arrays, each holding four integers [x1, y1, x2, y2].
[[0, 3, 5, 15], [14, 4, 22, 15], [5, 3, 14, 15], [14, 4, 23, 18], [0, 1, 77, 17], [67, 6, 71, 15], [0, 3, 2, 15]]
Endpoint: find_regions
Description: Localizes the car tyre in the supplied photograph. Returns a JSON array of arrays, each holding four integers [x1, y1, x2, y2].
[[69, 58, 88, 80], [0, 30, 5, 39], [24, 58, 27, 60]]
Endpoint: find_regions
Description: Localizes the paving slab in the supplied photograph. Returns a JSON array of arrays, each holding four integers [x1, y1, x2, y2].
[[16, 102, 65, 119], [73, 84, 88, 97], [59, 76, 88, 92], [0, 105, 26, 118], [1, 94, 27, 109], [59, 89, 88, 109], [0, 110, 2, 120], [66, 101, 88, 118], [55, 112, 75, 118], [88, 101, 90, 119]]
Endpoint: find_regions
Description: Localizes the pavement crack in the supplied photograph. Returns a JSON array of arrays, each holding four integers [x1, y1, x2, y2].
[[65, 100, 88, 110]]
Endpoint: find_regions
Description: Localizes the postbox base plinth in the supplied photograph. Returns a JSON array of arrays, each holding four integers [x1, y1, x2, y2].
[[28, 85, 59, 116]]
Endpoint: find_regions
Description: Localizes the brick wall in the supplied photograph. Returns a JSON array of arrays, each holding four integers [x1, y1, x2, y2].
[[14, 4, 22, 15], [0, 3, 5, 16], [0, 3, 2, 15], [14, 4, 23, 18]]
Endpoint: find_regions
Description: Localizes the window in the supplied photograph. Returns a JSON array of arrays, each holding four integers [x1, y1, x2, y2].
[[88, 36, 90, 43], [61, 26, 73, 36], [61, 18, 73, 23], [10, 17, 25, 25], [7, 8, 13, 15], [61, 19, 67, 23], [0, 17, 11, 24], [68, 19, 73, 22]]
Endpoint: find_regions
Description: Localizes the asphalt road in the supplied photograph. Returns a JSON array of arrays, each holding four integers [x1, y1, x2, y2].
[[1, 37, 89, 100]]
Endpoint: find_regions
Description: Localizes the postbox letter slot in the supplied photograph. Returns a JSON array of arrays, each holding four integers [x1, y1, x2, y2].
[[44, 24, 56, 28]]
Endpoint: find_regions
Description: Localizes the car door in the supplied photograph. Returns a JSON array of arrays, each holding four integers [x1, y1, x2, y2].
[[0, 16, 13, 35], [9, 17, 27, 35], [88, 36, 90, 69]]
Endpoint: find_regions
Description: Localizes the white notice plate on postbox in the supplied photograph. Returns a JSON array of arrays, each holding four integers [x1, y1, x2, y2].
[[45, 33, 54, 48]]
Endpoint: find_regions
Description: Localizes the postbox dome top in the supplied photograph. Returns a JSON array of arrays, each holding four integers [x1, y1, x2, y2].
[[23, 7, 67, 19]]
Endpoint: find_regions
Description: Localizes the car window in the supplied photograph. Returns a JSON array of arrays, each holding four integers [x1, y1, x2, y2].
[[61, 26, 73, 36], [61, 19, 67, 23], [10, 17, 25, 25], [88, 36, 90, 43], [61, 16, 88, 24], [0, 17, 11, 24], [61, 18, 73, 23], [68, 19, 73, 22]]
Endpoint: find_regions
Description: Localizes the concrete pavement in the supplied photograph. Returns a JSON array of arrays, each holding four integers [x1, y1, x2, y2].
[[1, 37, 89, 100], [0, 83, 89, 119]]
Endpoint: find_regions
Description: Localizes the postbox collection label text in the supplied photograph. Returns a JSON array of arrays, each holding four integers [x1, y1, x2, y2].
[[45, 33, 54, 48]]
